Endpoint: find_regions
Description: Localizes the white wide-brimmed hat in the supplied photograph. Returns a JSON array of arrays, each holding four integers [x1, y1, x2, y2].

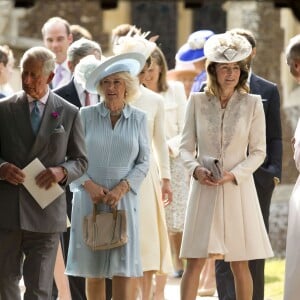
[[176, 30, 214, 64], [204, 32, 252, 63], [113, 32, 157, 59], [85, 52, 145, 93], [74, 54, 101, 89]]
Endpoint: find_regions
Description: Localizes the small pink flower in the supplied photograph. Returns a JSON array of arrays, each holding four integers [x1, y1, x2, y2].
[[51, 111, 59, 119]]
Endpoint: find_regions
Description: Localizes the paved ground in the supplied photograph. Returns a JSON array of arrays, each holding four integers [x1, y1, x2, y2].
[[20, 276, 217, 299], [165, 277, 217, 300]]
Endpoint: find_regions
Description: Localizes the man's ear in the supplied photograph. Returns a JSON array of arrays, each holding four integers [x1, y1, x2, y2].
[[67, 60, 74, 73], [47, 71, 55, 84]]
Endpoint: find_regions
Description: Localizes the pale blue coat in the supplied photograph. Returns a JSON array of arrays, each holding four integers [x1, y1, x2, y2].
[[66, 102, 150, 277]]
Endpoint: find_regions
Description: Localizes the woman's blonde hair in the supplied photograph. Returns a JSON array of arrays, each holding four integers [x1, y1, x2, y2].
[[97, 71, 140, 103], [205, 59, 249, 98]]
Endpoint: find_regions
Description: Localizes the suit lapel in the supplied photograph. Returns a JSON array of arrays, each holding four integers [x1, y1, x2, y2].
[[28, 92, 64, 161], [69, 79, 82, 107], [12, 92, 36, 150]]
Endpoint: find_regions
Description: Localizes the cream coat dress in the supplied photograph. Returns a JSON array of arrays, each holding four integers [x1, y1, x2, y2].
[[180, 91, 274, 261], [160, 81, 189, 232], [133, 85, 173, 273], [284, 119, 300, 300]]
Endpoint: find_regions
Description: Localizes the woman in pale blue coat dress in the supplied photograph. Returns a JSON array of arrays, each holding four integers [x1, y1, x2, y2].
[[66, 53, 150, 300]]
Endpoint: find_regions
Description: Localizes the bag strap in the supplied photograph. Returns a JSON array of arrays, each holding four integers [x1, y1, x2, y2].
[[92, 204, 118, 222]]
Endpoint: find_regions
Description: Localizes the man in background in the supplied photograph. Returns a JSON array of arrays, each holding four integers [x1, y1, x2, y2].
[[42, 17, 73, 89]]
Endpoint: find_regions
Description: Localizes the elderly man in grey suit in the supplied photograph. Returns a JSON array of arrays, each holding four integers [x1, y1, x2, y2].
[[0, 46, 88, 300]]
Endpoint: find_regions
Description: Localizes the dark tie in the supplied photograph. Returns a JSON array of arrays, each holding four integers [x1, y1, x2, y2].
[[84, 90, 91, 106], [31, 100, 41, 134]]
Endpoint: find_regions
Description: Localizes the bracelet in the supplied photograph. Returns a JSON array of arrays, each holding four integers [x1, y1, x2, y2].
[[120, 179, 130, 192]]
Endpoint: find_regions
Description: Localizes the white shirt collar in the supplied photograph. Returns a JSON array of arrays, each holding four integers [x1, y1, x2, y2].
[[27, 87, 50, 104]]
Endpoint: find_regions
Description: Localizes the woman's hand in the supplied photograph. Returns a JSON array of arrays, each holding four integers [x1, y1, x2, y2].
[[216, 171, 236, 185], [102, 181, 129, 208], [161, 178, 172, 207], [83, 180, 109, 204], [194, 166, 219, 186]]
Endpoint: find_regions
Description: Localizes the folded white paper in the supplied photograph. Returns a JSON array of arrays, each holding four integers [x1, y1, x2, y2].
[[22, 158, 64, 209]]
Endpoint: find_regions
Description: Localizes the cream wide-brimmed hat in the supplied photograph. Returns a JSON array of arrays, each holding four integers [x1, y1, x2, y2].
[[204, 32, 252, 63], [113, 31, 157, 59], [84, 52, 146, 93]]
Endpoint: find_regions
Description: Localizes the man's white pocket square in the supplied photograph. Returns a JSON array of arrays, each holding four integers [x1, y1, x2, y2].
[[53, 125, 65, 133]]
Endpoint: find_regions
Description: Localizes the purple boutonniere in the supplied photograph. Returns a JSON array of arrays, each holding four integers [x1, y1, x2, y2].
[[51, 111, 59, 119]]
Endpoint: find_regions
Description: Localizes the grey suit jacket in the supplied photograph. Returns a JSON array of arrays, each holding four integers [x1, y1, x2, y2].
[[0, 90, 88, 233]]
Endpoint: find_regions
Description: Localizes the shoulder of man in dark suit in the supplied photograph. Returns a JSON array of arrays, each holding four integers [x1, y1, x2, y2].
[[53, 78, 82, 109], [250, 73, 282, 184]]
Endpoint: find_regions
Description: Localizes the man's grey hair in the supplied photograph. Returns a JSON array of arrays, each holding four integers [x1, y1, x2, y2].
[[286, 34, 300, 65], [67, 38, 102, 65], [20, 46, 56, 75]]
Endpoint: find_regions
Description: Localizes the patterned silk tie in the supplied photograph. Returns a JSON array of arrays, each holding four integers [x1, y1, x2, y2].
[[52, 64, 64, 88], [84, 90, 91, 106], [31, 100, 41, 134]]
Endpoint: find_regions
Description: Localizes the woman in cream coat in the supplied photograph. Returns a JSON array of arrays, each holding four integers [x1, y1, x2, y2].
[[142, 47, 188, 299], [179, 33, 273, 300], [284, 34, 300, 300], [133, 81, 173, 300], [284, 119, 300, 300]]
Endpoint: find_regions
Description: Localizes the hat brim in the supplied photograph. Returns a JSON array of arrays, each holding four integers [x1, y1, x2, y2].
[[176, 43, 206, 63], [203, 33, 252, 63], [86, 52, 145, 93]]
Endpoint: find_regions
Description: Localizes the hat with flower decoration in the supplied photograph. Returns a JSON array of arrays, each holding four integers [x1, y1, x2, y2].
[[204, 32, 252, 63], [113, 28, 157, 60]]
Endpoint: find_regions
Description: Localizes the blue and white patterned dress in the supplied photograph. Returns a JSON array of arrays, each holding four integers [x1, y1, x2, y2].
[[66, 102, 150, 278]]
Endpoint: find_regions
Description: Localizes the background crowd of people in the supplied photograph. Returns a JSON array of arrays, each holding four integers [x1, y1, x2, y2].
[[0, 13, 299, 300]]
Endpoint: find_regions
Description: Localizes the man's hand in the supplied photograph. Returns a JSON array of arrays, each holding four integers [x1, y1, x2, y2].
[[0, 163, 25, 185], [35, 166, 66, 190]]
